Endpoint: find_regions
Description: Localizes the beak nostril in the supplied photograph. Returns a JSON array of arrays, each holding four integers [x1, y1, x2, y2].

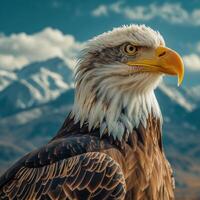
[[158, 51, 166, 57]]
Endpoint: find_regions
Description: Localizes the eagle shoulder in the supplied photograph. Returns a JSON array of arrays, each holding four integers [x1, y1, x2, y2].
[[0, 134, 126, 199], [0, 134, 114, 188]]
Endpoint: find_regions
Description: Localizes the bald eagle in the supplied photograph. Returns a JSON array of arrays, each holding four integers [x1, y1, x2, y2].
[[0, 25, 184, 200]]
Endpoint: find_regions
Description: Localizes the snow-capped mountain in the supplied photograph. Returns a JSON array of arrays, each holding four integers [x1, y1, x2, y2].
[[0, 57, 74, 117], [0, 70, 17, 91], [157, 83, 200, 130], [158, 83, 195, 111]]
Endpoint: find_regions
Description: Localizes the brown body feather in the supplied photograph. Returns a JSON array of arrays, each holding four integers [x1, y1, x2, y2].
[[0, 114, 174, 200]]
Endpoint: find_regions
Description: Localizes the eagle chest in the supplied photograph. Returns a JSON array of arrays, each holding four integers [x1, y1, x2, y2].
[[102, 126, 175, 200]]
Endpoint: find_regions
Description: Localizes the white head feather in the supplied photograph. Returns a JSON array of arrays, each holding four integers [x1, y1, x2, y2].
[[72, 24, 164, 140]]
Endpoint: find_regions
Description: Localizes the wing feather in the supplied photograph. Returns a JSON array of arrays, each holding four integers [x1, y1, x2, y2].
[[0, 152, 126, 200]]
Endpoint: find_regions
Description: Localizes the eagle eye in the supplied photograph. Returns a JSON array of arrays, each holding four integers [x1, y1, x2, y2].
[[123, 44, 137, 55]]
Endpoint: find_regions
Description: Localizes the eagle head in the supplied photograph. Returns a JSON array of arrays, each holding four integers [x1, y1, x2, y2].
[[72, 24, 184, 140]]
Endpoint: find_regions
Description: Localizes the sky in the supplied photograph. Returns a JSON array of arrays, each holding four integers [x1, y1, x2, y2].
[[0, 0, 200, 87]]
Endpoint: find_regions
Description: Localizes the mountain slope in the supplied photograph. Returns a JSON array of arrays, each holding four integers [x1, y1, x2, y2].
[[0, 70, 17, 91], [0, 57, 73, 117]]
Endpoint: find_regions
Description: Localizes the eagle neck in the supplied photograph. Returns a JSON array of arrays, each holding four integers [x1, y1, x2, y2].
[[72, 87, 162, 141]]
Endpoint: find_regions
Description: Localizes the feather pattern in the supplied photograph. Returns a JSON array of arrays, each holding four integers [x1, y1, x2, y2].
[[0, 152, 126, 200], [0, 114, 174, 200]]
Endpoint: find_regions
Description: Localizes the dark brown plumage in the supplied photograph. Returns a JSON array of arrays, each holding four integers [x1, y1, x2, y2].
[[0, 115, 174, 200]]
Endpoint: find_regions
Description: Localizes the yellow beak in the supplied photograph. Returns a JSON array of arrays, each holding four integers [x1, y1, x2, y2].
[[127, 46, 184, 86]]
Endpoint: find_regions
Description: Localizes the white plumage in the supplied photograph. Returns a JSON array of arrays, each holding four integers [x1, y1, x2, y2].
[[72, 24, 164, 140]]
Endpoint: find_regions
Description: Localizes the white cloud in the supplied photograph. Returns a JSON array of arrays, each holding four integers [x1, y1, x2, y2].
[[92, 2, 200, 26], [182, 41, 200, 71], [0, 55, 28, 69], [92, 5, 108, 17], [183, 54, 200, 71], [109, 1, 122, 14], [1, 26, 199, 73], [0, 28, 83, 70]]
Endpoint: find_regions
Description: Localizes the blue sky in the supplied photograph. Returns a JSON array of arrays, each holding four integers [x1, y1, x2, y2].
[[0, 0, 200, 86]]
